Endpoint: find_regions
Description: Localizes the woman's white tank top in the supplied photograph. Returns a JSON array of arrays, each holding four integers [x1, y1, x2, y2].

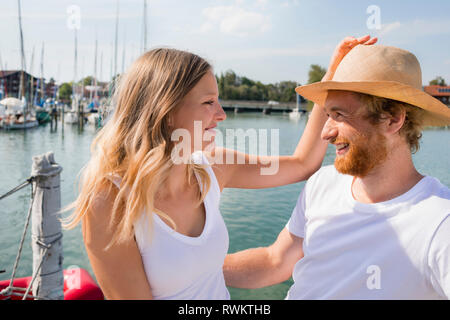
[[109, 151, 230, 300]]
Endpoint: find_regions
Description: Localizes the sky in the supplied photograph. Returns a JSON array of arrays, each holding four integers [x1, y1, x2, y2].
[[0, 0, 449, 86]]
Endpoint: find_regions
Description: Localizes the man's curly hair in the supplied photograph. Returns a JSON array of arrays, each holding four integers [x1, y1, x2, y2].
[[354, 93, 425, 154]]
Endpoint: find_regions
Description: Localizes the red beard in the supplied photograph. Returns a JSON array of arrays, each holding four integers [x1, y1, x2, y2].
[[332, 130, 388, 178]]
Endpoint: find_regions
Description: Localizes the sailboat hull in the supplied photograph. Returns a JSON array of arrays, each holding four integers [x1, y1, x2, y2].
[[1, 118, 39, 130]]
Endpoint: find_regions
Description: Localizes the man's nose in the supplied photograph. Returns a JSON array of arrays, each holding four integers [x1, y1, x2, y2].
[[321, 117, 338, 141]]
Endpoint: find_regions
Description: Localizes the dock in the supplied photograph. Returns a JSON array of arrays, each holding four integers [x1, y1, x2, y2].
[[220, 100, 308, 115]]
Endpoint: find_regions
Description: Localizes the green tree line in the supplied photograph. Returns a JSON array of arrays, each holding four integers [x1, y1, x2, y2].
[[215, 65, 327, 102], [216, 70, 299, 102]]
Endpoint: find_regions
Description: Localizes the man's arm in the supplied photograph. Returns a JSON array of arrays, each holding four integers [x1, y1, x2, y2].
[[428, 215, 450, 299], [223, 228, 304, 289]]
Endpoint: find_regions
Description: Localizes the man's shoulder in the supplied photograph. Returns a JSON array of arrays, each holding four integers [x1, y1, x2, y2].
[[417, 176, 450, 216], [424, 176, 450, 200]]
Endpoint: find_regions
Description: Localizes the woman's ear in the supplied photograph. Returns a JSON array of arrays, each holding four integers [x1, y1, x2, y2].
[[167, 115, 174, 128]]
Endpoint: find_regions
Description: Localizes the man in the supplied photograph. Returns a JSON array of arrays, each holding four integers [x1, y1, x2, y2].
[[223, 45, 450, 299]]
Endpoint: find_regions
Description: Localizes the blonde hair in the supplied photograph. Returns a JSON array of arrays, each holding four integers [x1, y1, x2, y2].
[[354, 92, 425, 153], [62, 48, 211, 248]]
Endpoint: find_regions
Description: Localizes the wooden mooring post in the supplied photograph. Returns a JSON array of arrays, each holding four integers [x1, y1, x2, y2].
[[30, 152, 64, 300]]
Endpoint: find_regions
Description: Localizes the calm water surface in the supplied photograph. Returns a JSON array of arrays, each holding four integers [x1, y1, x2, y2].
[[0, 111, 449, 300]]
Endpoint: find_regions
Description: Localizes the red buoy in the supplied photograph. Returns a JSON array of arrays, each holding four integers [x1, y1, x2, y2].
[[0, 267, 104, 300]]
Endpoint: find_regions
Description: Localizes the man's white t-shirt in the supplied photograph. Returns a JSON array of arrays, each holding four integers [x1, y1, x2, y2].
[[286, 165, 450, 300]]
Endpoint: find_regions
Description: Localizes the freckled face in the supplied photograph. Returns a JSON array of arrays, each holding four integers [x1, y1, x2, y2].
[[171, 71, 226, 153], [321, 91, 388, 177]]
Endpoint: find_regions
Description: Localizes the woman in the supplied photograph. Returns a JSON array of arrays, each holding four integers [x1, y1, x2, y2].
[[63, 35, 377, 299]]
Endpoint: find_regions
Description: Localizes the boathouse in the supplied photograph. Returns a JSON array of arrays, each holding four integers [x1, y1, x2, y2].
[[423, 85, 450, 105]]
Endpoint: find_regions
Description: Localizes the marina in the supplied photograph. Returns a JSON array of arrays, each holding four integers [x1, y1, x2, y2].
[[0, 0, 449, 301], [0, 112, 449, 299]]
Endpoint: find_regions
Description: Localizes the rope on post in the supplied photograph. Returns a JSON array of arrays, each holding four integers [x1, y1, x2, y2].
[[0, 177, 37, 299], [0, 152, 64, 300], [0, 177, 33, 201], [22, 233, 63, 300]]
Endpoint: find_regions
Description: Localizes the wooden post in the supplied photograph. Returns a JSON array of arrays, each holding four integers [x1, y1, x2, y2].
[[30, 152, 64, 300], [60, 105, 64, 130]]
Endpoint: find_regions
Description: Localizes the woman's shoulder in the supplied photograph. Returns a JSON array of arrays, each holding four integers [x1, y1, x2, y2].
[[201, 148, 227, 192], [82, 180, 120, 245]]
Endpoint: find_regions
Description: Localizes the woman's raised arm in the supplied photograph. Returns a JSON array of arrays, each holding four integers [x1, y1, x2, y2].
[[212, 35, 378, 190]]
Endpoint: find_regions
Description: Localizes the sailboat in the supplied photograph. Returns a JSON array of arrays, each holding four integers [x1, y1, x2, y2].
[[289, 92, 303, 120], [0, 97, 38, 129], [2, 0, 39, 129], [288, 108, 302, 120]]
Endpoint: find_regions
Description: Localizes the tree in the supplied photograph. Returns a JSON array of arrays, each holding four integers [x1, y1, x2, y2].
[[58, 82, 72, 102], [429, 76, 447, 86], [81, 76, 95, 86], [224, 70, 237, 87], [308, 64, 326, 84], [214, 69, 298, 102]]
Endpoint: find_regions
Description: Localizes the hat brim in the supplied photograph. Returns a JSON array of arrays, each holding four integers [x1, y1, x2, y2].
[[296, 80, 450, 126]]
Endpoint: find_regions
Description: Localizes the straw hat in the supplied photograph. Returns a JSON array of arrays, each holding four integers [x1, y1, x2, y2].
[[296, 45, 450, 126]]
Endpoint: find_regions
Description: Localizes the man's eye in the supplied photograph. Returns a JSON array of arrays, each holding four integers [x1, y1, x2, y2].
[[332, 112, 344, 120], [204, 100, 214, 105]]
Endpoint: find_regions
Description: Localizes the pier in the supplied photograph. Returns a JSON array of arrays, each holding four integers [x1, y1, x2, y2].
[[220, 100, 308, 115]]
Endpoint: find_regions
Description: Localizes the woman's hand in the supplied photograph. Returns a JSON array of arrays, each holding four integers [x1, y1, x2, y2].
[[324, 35, 378, 81], [212, 35, 379, 190]]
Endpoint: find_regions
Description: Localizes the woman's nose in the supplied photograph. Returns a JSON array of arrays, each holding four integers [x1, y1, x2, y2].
[[321, 117, 338, 141], [215, 102, 227, 122]]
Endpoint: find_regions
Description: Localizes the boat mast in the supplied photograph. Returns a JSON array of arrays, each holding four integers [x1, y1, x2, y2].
[[0, 52, 3, 98], [17, 0, 27, 102], [91, 36, 98, 104], [113, 0, 119, 79], [72, 28, 78, 111], [29, 45, 35, 106], [142, 0, 148, 53], [121, 28, 126, 75], [40, 42, 45, 104]]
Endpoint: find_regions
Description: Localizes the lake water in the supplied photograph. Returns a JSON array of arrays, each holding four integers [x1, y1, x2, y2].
[[0, 111, 449, 300]]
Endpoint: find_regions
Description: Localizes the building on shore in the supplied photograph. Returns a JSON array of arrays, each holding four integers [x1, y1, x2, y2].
[[0, 70, 40, 100], [423, 85, 450, 105]]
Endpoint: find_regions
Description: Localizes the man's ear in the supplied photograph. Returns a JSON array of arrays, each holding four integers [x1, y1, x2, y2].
[[385, 108, 406, 135]]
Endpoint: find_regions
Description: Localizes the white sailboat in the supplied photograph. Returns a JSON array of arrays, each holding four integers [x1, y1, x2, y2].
[[2, 0, 39, 130], [289, 92, 303, 120], [288, 108, 302, 120], [0, 97, 38, 129]]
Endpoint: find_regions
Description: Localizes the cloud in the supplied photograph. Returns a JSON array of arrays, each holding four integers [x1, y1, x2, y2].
[[281, 0, 300, 7], [215, 44, 333, 60], [374, 19, 450, 38], [200, 5, 271, 37], [378, 21, 401, 36]]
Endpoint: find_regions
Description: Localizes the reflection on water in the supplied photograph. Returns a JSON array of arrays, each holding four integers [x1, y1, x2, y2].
[[0, 112, 449, 300]]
